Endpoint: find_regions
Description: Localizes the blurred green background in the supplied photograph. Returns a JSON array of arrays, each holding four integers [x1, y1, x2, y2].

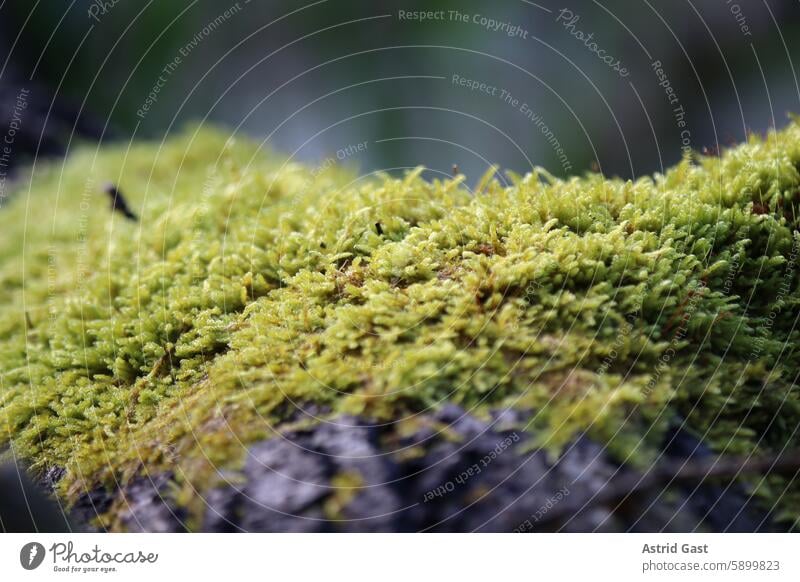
[[1, 0, 799, 181]]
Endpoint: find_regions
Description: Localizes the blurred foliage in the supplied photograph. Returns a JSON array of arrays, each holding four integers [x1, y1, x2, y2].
[[1, 1, 799, 178]]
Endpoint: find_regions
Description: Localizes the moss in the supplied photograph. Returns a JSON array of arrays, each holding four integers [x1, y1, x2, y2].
[[1, 122, 799, 529]]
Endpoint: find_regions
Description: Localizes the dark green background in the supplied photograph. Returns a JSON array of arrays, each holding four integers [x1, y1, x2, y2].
[[1, 0, 799, 180]]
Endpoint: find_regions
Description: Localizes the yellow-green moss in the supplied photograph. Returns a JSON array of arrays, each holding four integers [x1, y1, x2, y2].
[[1, 122, 799, 527]]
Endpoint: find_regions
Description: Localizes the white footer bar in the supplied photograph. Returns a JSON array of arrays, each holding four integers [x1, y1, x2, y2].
[[1, 533, 797, 581]]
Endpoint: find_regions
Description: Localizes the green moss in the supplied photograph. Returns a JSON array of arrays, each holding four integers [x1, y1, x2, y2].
[[1, 122, 799, 529]]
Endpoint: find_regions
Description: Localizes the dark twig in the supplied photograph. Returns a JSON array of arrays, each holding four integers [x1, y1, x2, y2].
[[104, 183, 137, 221]]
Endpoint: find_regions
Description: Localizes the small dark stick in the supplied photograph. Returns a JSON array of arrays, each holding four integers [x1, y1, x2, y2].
[[103, 183, 137, 221], [375, 222, 384, 236]]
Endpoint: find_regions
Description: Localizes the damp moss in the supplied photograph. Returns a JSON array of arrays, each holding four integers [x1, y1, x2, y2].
[[1, 121, 799, 529]]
